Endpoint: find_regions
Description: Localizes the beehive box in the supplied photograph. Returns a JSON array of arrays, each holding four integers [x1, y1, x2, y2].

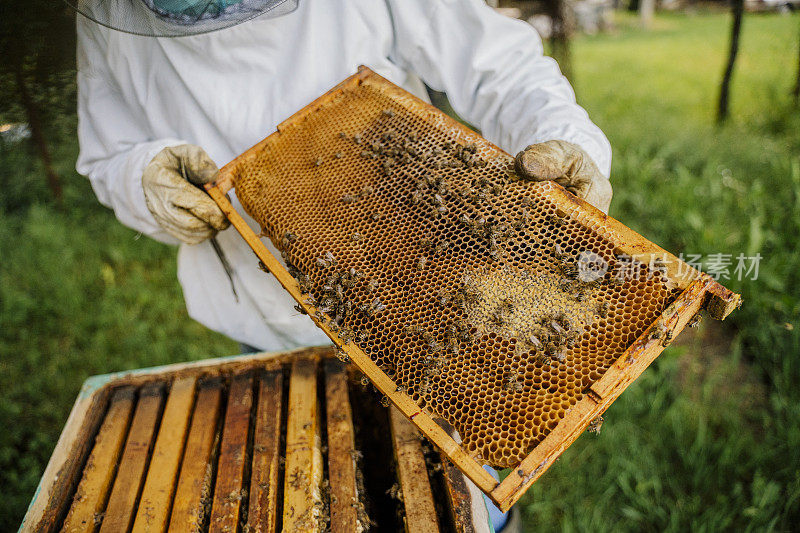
[[207, 67, 740, 511], [21, 347, 487, 532]]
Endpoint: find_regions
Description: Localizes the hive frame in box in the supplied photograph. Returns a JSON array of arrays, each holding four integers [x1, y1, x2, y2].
[[204, 66, 741, 511], [21, 346, 483, 532]]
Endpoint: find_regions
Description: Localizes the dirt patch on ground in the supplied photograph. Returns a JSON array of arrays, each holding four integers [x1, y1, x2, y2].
[[673, 318, 766, 416]]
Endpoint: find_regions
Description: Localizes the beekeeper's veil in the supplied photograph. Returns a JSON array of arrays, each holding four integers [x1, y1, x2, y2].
[[67, 0, 299, 36]]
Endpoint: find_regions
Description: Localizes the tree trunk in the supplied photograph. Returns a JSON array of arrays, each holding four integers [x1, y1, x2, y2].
[[12, 58, 62, 202], [793, 22, 800, 103], [639, 0, 655, 29], [717, 0, 744, 124], [547, 0, 573, 81]]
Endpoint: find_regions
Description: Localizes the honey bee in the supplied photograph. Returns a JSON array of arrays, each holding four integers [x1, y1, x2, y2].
[[560, 261, 579, 279], [350, 232, 362, 242], [361, 185, 374, 196], [335, 349, 350, 363], [280, 231, 298, 247], [661, 330, 674, 347], [360, 150, 371, 159], [297, 276, 312, 294], [527, 334, 543, 351], [586, 416, 604, 434], [353, 133, 362, 144], [395, 385, 405, 392], [688, 313, 702, 328], [452, 292, 466, 311], [363, 297, 386, 318], [437, 290, 451, 307], [314, 158, 323, 167], [293, 304, 307, 315], [341, 194, 358, 204], [416, 256, 428, 271], [548, 344, 567, 363], [257, 260, 268, 273], [338, 132, 347, 139], [381, 108, 395, 117], [404, 325, 423, 336], [502, 370, 524, 392], [367, 279, 380, 292], [334, 151, 343, 159], [598, 301, 610, 318]]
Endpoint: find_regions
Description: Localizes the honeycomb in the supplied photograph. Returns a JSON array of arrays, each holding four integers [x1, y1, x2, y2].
[[232, 74, 677, 467]]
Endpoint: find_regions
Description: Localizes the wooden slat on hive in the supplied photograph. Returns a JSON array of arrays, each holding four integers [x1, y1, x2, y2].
[[283, 359, 323, 532], [389, 406, 440, 533], [61, 386, 136, 533], [247, 370, 284, 533], [209, 373, 254, 532], [323, 360, 359, 532], [99, 383, 165, 533], [169, 377, 224, 532], [132, 376, 196, 532], [439, 453, 478, 533]]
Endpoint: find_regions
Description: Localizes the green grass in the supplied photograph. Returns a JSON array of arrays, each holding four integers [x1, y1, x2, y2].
[[1, 10, 799, 531], [522, 10, 800, 532]]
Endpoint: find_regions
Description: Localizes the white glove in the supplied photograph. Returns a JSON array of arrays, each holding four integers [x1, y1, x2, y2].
[[142, 144, 230, 244], [515, 140, 613, 213]]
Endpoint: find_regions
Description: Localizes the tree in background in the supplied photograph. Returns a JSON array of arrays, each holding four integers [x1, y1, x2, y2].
[[717, 0, 745, 123], [544, 0, 574, 79], [0, 1, 76, 202], [639, 0, 655, 29], [794, 21, 800, 104]]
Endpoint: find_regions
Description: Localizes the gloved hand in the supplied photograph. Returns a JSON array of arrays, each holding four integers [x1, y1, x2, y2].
[[514, 140, 613, 213], [142, 144, 230, 244]]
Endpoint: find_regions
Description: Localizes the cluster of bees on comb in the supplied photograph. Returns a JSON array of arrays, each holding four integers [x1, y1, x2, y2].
[[262, 106, 676, 419]]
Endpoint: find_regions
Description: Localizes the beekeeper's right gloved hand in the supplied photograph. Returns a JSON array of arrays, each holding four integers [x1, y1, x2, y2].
[[142, 144, 230, 244]]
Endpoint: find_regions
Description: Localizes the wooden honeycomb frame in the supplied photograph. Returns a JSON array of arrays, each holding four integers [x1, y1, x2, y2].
[[204, 67, 741, 511]]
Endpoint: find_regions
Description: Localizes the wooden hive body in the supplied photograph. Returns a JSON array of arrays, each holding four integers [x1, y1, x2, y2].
[[22, 347, 485, 532]]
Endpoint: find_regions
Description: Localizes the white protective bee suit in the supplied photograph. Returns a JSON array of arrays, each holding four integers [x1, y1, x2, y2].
[[76, 0, 612, 353]]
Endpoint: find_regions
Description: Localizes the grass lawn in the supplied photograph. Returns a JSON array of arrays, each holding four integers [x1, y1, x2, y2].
[[1, 9, 799, 531]]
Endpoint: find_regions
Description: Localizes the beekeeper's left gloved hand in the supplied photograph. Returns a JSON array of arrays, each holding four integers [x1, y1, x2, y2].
[[514, 140, 612, 213]]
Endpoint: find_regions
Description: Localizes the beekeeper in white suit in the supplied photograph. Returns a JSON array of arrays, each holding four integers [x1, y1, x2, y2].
[[75, 0, 611, 529]]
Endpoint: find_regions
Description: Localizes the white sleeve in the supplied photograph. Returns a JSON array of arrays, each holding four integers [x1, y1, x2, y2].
[[75, 18, 186, 244], [384, 0, 612, 177]]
